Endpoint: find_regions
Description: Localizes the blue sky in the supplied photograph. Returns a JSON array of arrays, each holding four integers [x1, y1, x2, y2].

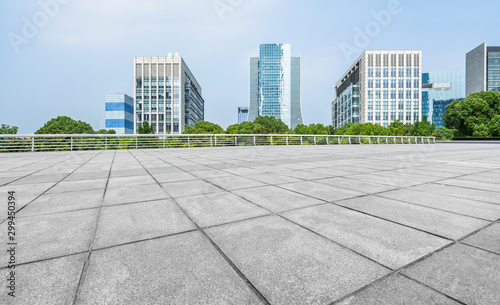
[[1, 0, 498, 133]]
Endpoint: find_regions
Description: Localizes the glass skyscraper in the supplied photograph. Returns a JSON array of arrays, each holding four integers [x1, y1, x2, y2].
[[333, 50, 422, 128], [422, 72, 465, 128], [248, 44, 303, 129], [105, 93, 134, 134], [466, 43, 500, 96], [134, 55, 204, 134]]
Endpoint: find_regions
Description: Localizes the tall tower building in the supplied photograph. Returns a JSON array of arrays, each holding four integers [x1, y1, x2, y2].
[[134, 55, 204, 134], [332, 50, 423, 128], [105, 93, 134, 134], [466, 43, 500, 96], [248, 44, 303, 129]]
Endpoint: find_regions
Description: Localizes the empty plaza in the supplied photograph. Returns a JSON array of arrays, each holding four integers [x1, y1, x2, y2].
[[1, 143, 499, 305]]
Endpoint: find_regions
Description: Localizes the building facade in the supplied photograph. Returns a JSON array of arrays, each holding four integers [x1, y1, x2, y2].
[[333, 50, 423, 129], [422, 72, 465, 128], [105, 93, 134, 134], [134, 55, 204, 134], [238, 107, 249, 124], [466, 43, 500, 96], [249, 44, 303, 129]]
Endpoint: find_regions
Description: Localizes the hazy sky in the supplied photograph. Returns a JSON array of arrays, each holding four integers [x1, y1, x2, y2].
[[1, 0, 499, 133]]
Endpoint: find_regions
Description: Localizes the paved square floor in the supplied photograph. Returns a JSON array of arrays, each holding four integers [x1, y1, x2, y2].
[[1, 143, 499, 304]]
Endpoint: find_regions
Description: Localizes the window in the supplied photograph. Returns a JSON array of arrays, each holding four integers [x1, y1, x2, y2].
[[383, 123, 388, 128], [414, 79, 420, 88], [414, 101, 419, 110], [406, 101, 411, 110], [376, 112, 381, 120], [375, 68, 381, 77], [399, 68, 404, 77], [406, 79, 412, 88], [368, 80, 373, 88], [399, 80, 404, 88], [391, 68, 396, 77], [398, 91, 404, 99], [383, 101, 389, 110], [383, 68, 389, 77], [413, 90, 419, 99], [406, 68, 412, 77], [406, 91, 412, 99], [414, 68, 419, 77], [391, 79, 396, 88], [383, 91, 389, 99], [390, 90, 396, 99], [391, 112, 396, 120], [368, 112, 373, 120], [383, 79, 389, 88], [368, 68, 373, 77], [406, 112, 411, 121], [367, 90, 373, 99], [391, 101, 396, 110], [383, 112, 389, 120], [398, 101, 404, 110], [375, 91, 381, 99], [367, 101, 373, 110], [375, 80, 381, 88], [398, 112, 404, 120], [375, 101, 381, 110], [414, 112, 419, 121]]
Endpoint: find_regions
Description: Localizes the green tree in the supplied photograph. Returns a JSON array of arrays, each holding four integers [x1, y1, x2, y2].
[[137, 121, 155, 134], [292, 123, 329, 135], [443, 91, 500, 137], [412, 116, 436, 136], [35, 116, 95, 134], [292, 124, 310, 134], [0, 124, 19, 134], [226, 124, 240, 134], [238, 121, 263, 134], [253, 116, 290, 134], [183, 121, 224, 134], [95, 129, 117, 134], [433, 126, 455, 141]]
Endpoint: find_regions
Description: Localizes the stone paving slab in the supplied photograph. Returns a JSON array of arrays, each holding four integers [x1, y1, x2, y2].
[[403, 244, 500, 305], [1, 144, 500, 304]]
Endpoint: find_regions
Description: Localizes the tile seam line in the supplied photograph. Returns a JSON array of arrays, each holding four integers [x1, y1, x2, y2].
[[0, 152, 105, 225], [129, 149, 271, 305], [72, 150, 117, 305]]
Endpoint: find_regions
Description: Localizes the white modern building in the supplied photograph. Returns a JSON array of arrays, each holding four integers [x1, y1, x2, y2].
[[134, 55, 204, 134], [105, 93, 134, 134], [332, 50, 423, 128]]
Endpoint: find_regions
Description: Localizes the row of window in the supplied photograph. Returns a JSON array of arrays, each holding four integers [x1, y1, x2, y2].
[[367, 68, 419, 78], [367, 101, 419, 111], [367, 79, 420, 89], [367, 112, 419, 121], [367, 90, 420, 99]]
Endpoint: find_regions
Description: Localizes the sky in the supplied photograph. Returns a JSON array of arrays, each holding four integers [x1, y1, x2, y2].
[[1, 0, 499, 133]]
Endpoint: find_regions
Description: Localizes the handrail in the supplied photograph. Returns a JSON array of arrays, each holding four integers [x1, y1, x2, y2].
[[0, 134, 436, 153]]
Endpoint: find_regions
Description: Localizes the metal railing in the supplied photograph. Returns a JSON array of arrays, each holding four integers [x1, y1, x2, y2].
[[0, 134, 436, 153]]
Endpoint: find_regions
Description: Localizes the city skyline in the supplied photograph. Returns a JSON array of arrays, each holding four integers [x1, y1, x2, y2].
[[2, 0, 500, 133]]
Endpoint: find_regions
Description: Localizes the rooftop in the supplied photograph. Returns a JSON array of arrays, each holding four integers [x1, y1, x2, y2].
[[1, 144, 499, 304]]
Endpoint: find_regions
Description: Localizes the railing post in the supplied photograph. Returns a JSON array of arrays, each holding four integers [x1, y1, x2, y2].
[[253, 136, 256, 146], [32, 137, 35, 152], [136, 137, 138, 149], [215, 136, 217, 147], [326, 136, 329, 145], [70, 137, 73, 151], [401, 137, 404, 144], [358, 137, 361, 144], [368, 137, 371, 144], [301, 136, 303, 145], [286, 135, 289, 146], [338, 136, 340, 145], [349, 136, 351, 145], [271, 136, 273, 146], [188, 136, 190, 148], [105, 137, 107, 150], [163, 137, 166, 148], [211, 136, 213, 147], [314, 136, 317, 145], [377, 137, 380, 144]]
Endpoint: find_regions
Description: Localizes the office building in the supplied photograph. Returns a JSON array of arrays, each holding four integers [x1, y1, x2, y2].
[[134, 55, 204, 134], [422, 72, 465, 128], [238, 107, 249, 124], [466, 43, 500, 96], [332, 50, 422, 128], [249, 43, 303, 129], [105, 93, 134, 134]]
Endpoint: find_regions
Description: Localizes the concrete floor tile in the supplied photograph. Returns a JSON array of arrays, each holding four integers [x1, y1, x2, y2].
[[103, 183, 169, 206], [280, 181, 365, 202], [463, 223, 500, 254], [162, 179, 223, 197], [21, 189, 104, 216]]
